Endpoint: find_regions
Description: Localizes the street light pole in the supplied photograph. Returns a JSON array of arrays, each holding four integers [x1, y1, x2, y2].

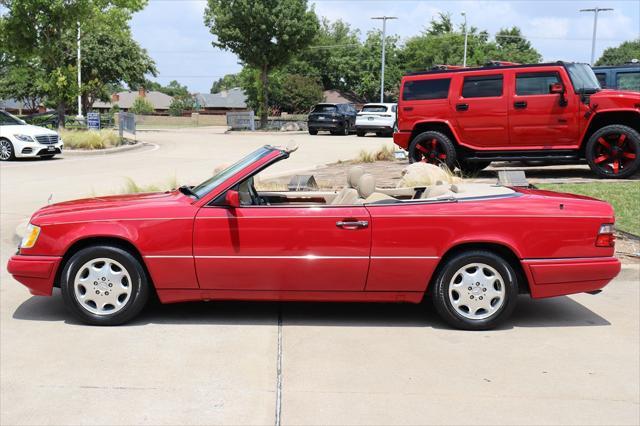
[[371, 16, 397, 103], [461, 12, 468, 67], [580, 7, 614, 65], [76, 21, 83, 118]]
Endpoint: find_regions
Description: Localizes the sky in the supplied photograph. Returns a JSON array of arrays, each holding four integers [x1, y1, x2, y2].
[[3, 1, 639, 93]]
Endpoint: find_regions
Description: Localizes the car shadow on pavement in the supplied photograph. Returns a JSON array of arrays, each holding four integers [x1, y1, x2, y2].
[[481, 163, 640, 180], [13, 291, 610, 329]]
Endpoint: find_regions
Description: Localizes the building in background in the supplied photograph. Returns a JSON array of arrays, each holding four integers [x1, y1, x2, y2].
[[93, 88, 173, 115], [194, 88, 248, 114], [322, 89, 366, 110]]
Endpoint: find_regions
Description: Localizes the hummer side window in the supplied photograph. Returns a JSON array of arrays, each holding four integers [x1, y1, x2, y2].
[[461, 75, 503, 98], [516, 72, 561, 95]]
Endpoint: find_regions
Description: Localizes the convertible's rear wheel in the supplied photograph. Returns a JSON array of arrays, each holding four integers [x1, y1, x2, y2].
[[432, 250, 518, 330], [61, 245, 149, 325]]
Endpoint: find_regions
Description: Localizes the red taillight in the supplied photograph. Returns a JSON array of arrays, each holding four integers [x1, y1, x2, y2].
[[596, 223, 615, 247]]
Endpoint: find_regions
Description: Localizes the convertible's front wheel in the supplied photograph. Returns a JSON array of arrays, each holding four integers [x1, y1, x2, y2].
[[432, 250, 518, 330], [61, 245, 149, 326]]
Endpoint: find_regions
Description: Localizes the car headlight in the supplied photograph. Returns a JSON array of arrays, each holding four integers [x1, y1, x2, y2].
[[20, 224, 41, 249], [14, 134, 34, 142]]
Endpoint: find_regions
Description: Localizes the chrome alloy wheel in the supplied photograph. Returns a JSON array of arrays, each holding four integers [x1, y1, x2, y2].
[[73, 258, 132, 315], [0, 140, 12, 160], [448, 263, 506, 320]]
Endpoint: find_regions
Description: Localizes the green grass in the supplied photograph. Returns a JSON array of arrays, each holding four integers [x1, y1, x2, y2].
[[538, 182, 640, 236], [59, 129, 122, 149]]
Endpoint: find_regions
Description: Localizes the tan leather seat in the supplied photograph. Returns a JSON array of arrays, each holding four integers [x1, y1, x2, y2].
[[356, 174, 395, 204], [331, 166, 364, 205]]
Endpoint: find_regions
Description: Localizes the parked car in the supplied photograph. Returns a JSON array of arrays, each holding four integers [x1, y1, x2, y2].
[[592, 62, 640, 91], [394, 61, 640, 178], [356, 103, 397, 137], [0, 110, 64, 161], [308, 103, 357, 135], [7, 145, 621, 329]]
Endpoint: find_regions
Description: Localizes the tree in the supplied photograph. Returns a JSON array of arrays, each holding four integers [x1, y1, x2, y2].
[[596, 39, 640, 66], [80, 8, 156, 112], [130, 97, 154, 115], [168, 95, 194, 116], [132, 79, 190, 97], [1, 0, 147, 127], [493, 27, 542, 64], [210, 74, 242, 93], [0, 57, 46, 112], [204, 0, 318, 128]]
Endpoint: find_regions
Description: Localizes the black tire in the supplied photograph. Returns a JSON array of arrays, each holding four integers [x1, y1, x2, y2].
[[356, 130, 366, 137], [342, 123, 350, 135], [308, 128, 318, 135], [60, 245, 150, 326], [585, 124, 640, 179], [431, 250, 518, 330], [408, 131, 457, 170], [41, 155, 55, 160], [457, 159, 491, 176], [0, 138, 16, 161]]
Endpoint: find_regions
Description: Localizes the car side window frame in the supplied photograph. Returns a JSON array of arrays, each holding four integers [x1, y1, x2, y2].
[[460, 74, 504, 99], [514, 71, 562, 96]]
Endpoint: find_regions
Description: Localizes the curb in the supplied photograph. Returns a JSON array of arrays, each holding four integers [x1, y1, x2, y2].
[[62, 142, 147, 157]]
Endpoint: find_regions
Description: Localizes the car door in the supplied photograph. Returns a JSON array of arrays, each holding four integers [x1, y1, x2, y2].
[[508, 69, 580, 148], [453, 73, 510, 148], [193, 201, 372, 291]]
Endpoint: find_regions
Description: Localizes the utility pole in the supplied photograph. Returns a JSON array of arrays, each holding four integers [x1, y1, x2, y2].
[[580, 7, 614, 65], [76, 21, 83, 118], [371, 16, 397, 103], [461, 12, 468, 67]]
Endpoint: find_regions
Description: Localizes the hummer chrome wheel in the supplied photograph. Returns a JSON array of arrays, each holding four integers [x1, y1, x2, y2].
[[73, 258, 132, 315]]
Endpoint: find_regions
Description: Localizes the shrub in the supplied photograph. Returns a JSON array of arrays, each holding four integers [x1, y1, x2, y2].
[[356, 145, 396, 163], [130, 97, 154, 115], [59, 129, 121, 149]]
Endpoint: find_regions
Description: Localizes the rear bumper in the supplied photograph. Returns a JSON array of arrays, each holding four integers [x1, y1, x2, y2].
[[308, 121, 344, 130], [356, 125, 393, 132], [6, 255, 62, 296], [393, 131, 411, 149], [522, 257, 621, 298]]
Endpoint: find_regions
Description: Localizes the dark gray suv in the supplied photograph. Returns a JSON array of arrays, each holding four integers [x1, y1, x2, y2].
[[307, 103, 357, 135]]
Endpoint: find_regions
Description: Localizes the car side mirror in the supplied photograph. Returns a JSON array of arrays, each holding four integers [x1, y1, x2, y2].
[[225, 190, 241, 208], [550, 83, 565, 94]]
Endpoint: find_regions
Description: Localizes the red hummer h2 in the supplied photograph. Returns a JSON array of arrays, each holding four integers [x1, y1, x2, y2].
[[394, 61, 640, 178]]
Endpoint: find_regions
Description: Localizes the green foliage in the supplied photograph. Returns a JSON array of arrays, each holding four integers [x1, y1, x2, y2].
[[130, 96, 154, 115], [1, 0, 149, 127], [109, 104, 121, 114], [210, 74, 242, 93], [59, 129, 122, 149], [168, 95, 194, 116], [0, 58, 46, 111], [596, 39, 640, 66], [204, 0, 319, 127]]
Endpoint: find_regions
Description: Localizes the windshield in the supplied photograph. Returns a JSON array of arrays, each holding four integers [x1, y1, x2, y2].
[[361, 105, 388, 113], [191, 147, 274, 198], [312, 105, 337, 113], [0, 111, 25, 126], [566, 63, 601, 94]]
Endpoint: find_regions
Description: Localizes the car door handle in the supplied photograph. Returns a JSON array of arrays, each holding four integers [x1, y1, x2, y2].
[[403, 107, 413, 111], [336, 220, 369, 229], [456, 103, 469, 111], [514, 101, 528, 109]]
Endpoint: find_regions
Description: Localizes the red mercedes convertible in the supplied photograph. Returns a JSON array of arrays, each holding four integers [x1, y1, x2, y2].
[[7, 145, 621, 329]]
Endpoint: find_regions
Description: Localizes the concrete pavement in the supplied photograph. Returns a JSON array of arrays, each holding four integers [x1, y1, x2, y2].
[[1, 128, 638, 425]]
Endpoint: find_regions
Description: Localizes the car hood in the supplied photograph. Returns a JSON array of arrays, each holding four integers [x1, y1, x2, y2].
[[0, 124, 58, 137], [31, 191, 193, 224]]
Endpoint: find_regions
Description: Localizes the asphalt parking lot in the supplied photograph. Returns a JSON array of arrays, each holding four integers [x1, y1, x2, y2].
[[1, 128, 639, 425]]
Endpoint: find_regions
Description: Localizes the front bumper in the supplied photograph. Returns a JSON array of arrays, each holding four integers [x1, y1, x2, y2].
[[16, 142, 63, 158], [522, 256, 621, 298], [7, 255, 62, 296]]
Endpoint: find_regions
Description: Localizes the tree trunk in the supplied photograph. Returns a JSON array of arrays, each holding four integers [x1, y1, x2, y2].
[[56, 102, 66, 129], [260, 64, 269, 129]]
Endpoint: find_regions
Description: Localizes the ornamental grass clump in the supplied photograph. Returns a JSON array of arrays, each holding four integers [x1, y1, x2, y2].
[[59, 129, 122, 150]]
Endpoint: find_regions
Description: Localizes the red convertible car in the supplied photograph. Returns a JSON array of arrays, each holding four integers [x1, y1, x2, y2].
[[7, 145, 621, 329]]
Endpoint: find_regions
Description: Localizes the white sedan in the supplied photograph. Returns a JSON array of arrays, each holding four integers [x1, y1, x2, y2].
[[0, 111, 64, 161], [355, 103, 397, 137]]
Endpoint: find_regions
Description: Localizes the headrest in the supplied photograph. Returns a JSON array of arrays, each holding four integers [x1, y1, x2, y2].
[[347, 166, 365, 188], [357, 174, 376, 199]]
